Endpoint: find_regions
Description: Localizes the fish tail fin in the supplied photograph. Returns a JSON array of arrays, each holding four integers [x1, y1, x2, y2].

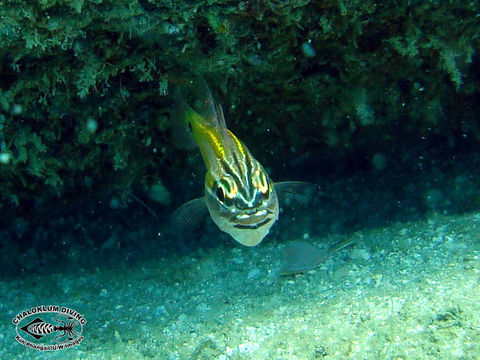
[[171, 88, 198, 150]]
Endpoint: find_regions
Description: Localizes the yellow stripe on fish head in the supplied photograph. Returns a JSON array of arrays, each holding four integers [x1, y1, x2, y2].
[[226, 129, 248, 159]]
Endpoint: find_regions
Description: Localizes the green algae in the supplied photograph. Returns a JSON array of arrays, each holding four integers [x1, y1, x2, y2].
[[0, 0, 478, 236]]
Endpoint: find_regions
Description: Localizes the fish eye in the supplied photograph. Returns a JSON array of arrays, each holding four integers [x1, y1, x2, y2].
[[213, 179, 235, 206], [216, 186, 225, 202]]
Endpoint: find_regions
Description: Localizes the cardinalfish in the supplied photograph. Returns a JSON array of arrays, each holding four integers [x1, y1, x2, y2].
[[172, 78, 313, 246]]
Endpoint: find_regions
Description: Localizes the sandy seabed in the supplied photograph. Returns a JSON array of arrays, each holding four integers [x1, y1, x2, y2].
[[2, 210, 479, 360]]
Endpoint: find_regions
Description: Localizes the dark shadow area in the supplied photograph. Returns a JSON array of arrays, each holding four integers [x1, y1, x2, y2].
[[1, 147, 479, 279]]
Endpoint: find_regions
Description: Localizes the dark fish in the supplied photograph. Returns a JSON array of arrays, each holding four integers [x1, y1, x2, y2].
[[280, 238, 355, 275]]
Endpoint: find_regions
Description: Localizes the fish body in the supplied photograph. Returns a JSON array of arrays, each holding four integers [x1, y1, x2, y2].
[[174, 80, 279, 246], [280, 238, 355, 275]]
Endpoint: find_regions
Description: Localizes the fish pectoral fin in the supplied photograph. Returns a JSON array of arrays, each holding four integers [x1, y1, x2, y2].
[[275, 181, 318, 208], [171, 197, 208, 232]]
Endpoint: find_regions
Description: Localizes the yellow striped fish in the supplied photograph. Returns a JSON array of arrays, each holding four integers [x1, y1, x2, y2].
[[173, 79, 311, 246]]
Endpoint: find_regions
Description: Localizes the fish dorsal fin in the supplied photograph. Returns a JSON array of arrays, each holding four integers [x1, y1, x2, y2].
[[179, 77, 219, 127], [275, 181, 318, 207], [326, 237, 355, 255], [195, 78, 231, 148], [215, 103, 227, 132], [214, 102, 237, 151], [173, 77, 233, 158], [171, 197, 208, 232]]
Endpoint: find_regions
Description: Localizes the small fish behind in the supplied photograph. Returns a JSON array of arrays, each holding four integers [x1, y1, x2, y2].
[[280, 237, 355, 275], [172, 78, 313, 246]]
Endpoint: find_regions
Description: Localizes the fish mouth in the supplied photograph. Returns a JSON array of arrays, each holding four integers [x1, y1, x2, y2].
[[231, 209, 273, 230], [233, 217, 272, 230]]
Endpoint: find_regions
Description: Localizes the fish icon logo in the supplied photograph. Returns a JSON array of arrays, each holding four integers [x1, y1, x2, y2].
[[20, 315, 80, 343], [13, 305, 86, 351]]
